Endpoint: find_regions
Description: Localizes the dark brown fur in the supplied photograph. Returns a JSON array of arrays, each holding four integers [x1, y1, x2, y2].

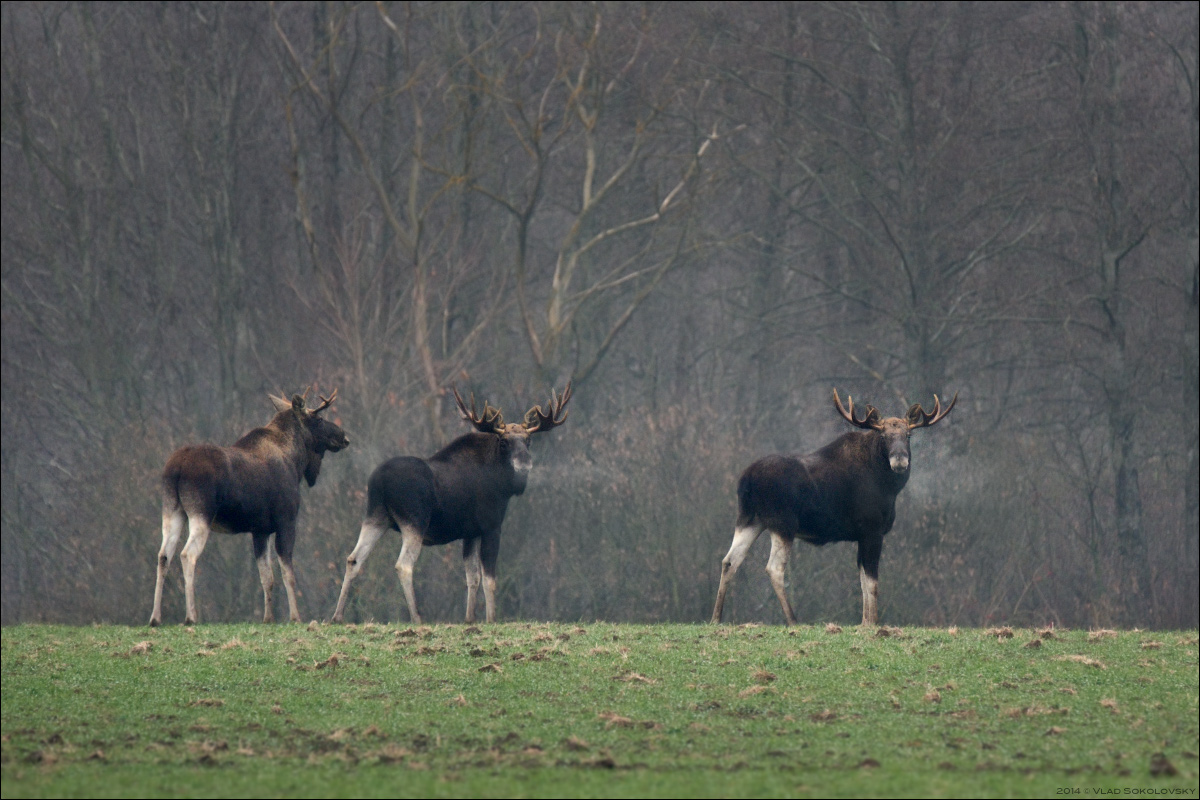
[[150, 393, 349, 626], [332, 385, 571, 624], [711, 390, 955, 626]]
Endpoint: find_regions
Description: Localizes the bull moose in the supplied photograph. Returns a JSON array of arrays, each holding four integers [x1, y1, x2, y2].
[[332, 384, 571, 624], [150, 390, 349, 626], [711, 389, 956, 626]]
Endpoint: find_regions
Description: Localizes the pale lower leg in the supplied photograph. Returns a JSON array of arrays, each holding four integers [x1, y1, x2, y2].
[[279, 558, 301, 623], [395, 527, 423, 624], [766, 532, 797, 625], [482, 574, 497, 623], [256, 546, 275, 623], [332, 520, 387, 622], [464, 541, 482, 623], [150, 509, 185, 626], [711, 524, 763, 623], [859, 567, 879, 626], [179, 517, 211, 625]]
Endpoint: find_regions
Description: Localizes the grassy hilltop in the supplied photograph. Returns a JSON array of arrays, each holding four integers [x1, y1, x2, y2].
[[2, 623, 1197, 798]]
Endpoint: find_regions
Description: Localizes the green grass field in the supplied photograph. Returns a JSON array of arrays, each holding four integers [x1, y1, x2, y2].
[[2, 622, 1197, 798]]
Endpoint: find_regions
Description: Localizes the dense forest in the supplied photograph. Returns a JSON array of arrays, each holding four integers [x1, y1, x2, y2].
[[3, 2, 1196, 629]]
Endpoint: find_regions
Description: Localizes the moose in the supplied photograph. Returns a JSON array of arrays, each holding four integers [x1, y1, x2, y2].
[[332, 384, 572, 625], [150, 389, 350, 626], [711, 389, 957, 627]]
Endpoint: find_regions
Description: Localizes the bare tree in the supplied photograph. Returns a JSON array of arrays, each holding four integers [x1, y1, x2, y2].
[[459, 3, 718, 385]]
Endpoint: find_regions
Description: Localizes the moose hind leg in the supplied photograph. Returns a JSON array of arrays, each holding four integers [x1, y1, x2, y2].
[[178, 515, 211, 625], [332, 517, 387, 623], [253, 533, 275, 623], [857, 535, 883, 627], [711, 523, 764, 624], [395, 526, 424, 624], [151, 507, 186, 626], [766, 531, 798, 626], [463, 538, 482, 623]]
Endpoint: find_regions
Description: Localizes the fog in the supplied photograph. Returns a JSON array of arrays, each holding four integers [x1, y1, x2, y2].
[[2, 2, 1196, 628]]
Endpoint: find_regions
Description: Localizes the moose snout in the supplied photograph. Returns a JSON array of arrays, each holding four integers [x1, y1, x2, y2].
[[889, 455, 909, 473]]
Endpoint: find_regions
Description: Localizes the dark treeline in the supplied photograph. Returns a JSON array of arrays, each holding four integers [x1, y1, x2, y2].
[[2, 2, 1196, 629]]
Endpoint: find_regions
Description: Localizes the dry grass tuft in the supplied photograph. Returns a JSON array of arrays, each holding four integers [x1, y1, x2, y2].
[[314, 653, 345, 669], [1054, 655, 1106, 669], [598, 711, 633, 728], [613, 671, 655, 684], [751, 669, 776, 684]]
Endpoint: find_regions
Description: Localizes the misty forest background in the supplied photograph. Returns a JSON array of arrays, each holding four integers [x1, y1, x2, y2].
[[2, 2, 1197, 630]]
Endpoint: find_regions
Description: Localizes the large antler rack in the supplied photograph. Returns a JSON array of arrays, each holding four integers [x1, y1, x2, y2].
[[523, 381, 573, 434], [452, 386, 507, 434], [310, 388, 337, 414], [833, 389, 882, 430], [905, 392, 958, 430], [290, 385, 338, 414]]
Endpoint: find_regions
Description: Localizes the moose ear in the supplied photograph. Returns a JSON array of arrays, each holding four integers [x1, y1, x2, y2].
[[905, 404, 924, 426], [290, 394, 309, 421], [268, 394, 292, 413]]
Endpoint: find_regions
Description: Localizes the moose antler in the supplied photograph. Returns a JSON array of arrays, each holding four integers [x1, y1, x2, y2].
[[451, 386, 506, 434], [523, 381, 573, 433], [905, 392, 958, 429], [311, 388, 338, 414], [833, 389, 882, 430]]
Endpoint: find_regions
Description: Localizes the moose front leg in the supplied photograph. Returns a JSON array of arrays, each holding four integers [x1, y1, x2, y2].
[[274, 526, 302, 623], [857, 535, 883, 627], [480, 529, 501, 623], [463, 538, 483, 623], [253, 533, 275, 623]]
